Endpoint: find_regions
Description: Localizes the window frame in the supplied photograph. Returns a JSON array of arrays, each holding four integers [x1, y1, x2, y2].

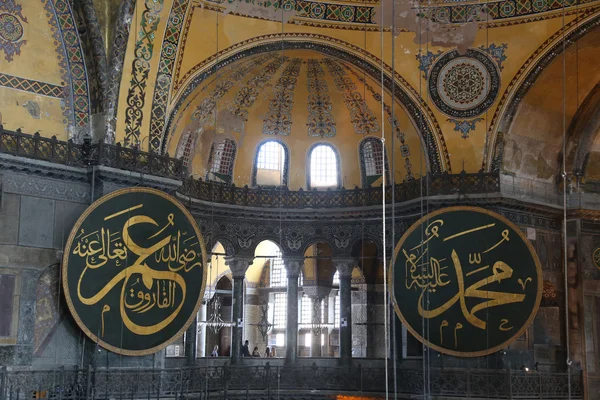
[[306, 142, 342, 190], [206, 139, 237, 184], [358, 136, 390, 188], [251, 139, 290, 187]]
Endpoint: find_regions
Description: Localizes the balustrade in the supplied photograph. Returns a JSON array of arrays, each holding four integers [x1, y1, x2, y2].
[[0, 365, 582, 399]]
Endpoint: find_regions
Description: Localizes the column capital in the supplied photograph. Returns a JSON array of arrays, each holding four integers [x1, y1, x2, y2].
[[333, 257, 356, 278], [283, 256, 304, 278], [224, 256, 253, 279], [303, 285, 331, 300]]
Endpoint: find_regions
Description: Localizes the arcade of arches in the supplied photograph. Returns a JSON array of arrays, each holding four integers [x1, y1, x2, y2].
[[1, 0, 600, 399]]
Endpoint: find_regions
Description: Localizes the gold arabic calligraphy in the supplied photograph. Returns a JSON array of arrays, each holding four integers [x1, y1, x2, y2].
[[73, 206, 202, 336], [403, 221, 530, 339]]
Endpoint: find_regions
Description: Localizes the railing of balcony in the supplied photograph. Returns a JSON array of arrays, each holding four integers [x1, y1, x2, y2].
[[0, 365, 582, 400], [0, 129, 504, 208]]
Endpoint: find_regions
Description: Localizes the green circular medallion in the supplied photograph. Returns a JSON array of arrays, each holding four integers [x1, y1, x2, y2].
[[392, 206, 542, 357]]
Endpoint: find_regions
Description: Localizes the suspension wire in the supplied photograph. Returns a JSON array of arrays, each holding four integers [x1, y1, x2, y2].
[[560, 0, 572, 398], [390, 0, 399, 397], [379, 0, 389, 398]]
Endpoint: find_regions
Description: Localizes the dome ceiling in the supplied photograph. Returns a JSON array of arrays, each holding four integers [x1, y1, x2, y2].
[[167, 49, 427, 190]]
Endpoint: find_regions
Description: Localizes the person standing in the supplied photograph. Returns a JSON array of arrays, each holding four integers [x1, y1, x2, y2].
[[264, 347, 271, 358], [242, 340, 250, 357], [211, 345, 219, 357]]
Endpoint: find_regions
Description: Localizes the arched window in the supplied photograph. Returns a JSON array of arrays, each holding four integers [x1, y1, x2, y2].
[[176, 131, 195, 168], [308, 143, 340, 189], [207, 139, 237, 184], [332, 270, 339, 286], [269, 250, 286, 287], [253, 140, 288, 186], [359, 137, 389, 187]]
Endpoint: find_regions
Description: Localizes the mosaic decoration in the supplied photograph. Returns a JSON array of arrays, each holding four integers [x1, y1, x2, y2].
[[0, 0, 27, 62], [392, 206, 542, 357], [44, 0, 91, 133], [428, 49, 500, 118], [124, 0, 165, 148], [323, 58, 379, 135], [173, 55, 272, 155], [163, 38, 449, 174], [593, 247, 600, 270], [306, 59, 336, 138], [74, 0, 108, 114], [149, 0, 189, 153], [204, 0, 594, 26], [263, 57, 302, 136], [448, 118, 484, 139], [62, 187, 207, 356], [0, 73, 64, 98], [416, 50, 443, 79], [105, 0, 135, 143], [230, 56, 287, 122], [344, 64, 413, 180], [479, 43, 508, 71]]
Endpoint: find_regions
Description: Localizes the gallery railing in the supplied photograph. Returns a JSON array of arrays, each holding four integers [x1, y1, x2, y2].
[[0, 129, 183, 179], [0, 129, 502, 208], [0, 365, 582, 400]]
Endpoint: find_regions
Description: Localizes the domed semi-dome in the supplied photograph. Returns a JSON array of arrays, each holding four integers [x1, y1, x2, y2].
[[166, 50, 428, 190]]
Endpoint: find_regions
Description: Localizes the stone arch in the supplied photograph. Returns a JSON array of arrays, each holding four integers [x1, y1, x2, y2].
[[484, 11, 600, 172], [163, 35, 450, 174]]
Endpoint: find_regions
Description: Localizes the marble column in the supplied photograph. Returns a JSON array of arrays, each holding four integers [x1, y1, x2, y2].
[[185, 316, 198, 364], [304, 286, 331, 358], [334, 258, 355, 366], [197, 301, 207, 357], [283, 257, 304, 364], [224, 256, 252, 364]]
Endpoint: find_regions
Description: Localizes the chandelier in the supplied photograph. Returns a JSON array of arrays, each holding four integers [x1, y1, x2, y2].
[[199, 295, 234, 335], [250, 302, 273, 342]]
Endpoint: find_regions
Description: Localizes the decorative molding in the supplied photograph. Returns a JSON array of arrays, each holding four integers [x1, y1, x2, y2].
[[0, 73, 64, 98], [201, 0, 598, 26], [149, 0, 189, 153], [1, 171, 90, 203], [44, 0, 91, 134], [447, 118, 484, 139], [165, 36, 449, 173], [105, 0, 135, 144], [77, 0, 108, 114], [123, 0, 165, 148]]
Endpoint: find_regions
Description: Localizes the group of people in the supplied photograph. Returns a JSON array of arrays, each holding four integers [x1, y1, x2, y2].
[[209, 340, 278, 358], [243, 340, 277, 358]]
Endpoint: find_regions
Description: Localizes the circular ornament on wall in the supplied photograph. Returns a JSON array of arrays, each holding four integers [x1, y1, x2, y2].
[[428, 49, 500, 118], [0, 13, 23, 42], [392, 206, 542, 357], [62, 187, 207, 356]]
